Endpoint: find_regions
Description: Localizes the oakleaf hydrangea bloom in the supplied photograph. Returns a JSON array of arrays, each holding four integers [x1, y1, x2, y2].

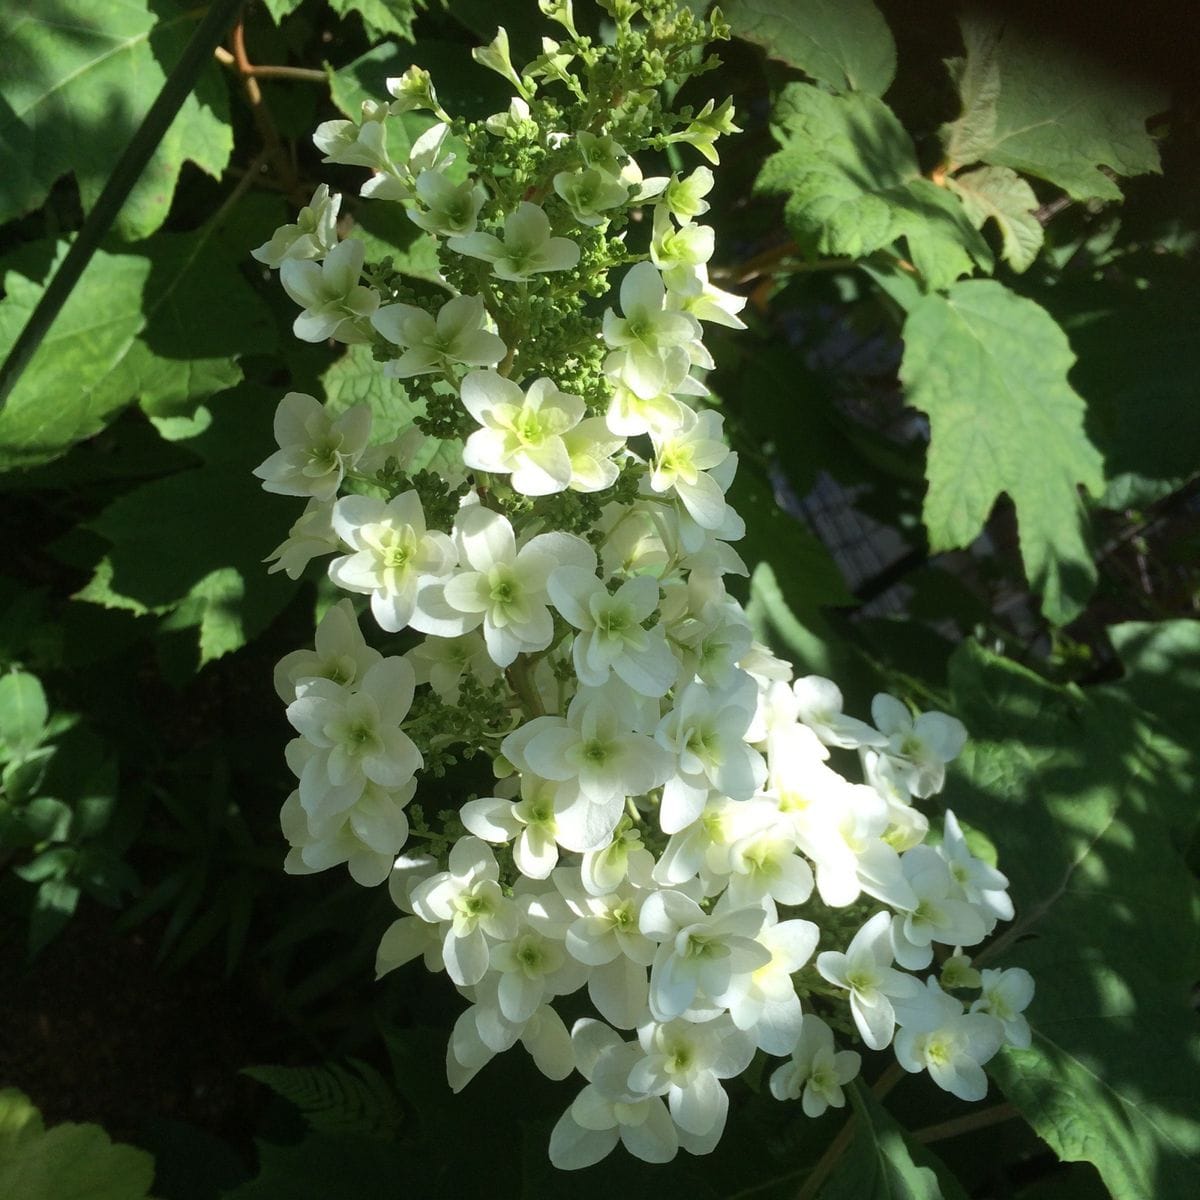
[[372, 295, 506, 379], [280, 237, 379, 343], [449, 201, 579, 280], [253, 0, 1033, 1172], [253, 392, 371, 501]]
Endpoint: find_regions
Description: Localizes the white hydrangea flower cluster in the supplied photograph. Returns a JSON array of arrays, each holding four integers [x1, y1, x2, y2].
[[252, 0, 1033, 1170]]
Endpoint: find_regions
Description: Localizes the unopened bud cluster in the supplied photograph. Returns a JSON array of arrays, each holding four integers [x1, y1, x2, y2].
[[253, 0, 1032, 1168]]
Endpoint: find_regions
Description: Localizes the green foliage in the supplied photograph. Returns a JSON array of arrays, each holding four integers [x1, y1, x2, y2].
[[243, 1059, 403, 1138], [0, 1088, 155, 1200], [821, 1083, 966, 1200], [946, 643, 1200, 1199], [758, 86, 992, 289], [1049, 257, 1200, 510], [331, 0, 425, 42], [0, 225, 275, 471], [940, 14, 1163, 199], [721, 0, 895, 97], [0, 0, 231, 241], [899, 280, 1104, 624], [75, 389, 299, 666], [0, 670, 48, 759], [946, 167, 1042, 273]]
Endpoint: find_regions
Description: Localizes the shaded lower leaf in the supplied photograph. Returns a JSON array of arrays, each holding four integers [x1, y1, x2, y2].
[[0, 1088, 154, 1199], [820, 1083, 964, 1199], [946, 642, 1200, 1200]]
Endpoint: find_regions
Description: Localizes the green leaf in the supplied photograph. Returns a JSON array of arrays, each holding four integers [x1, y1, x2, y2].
[[0, 1088, 155, 1199], [243, 1060, 403, 1139], [899, 279, 1104, 624], [321, 344, 461, 473], [946, 643, 1200, 1200], [0, 0, 232, 241], [723, 0, 896, 97], [1046, 259, 1200, 509], [0, 225, 276, 471], [940, 14, 1162, 200], [758, 86, 991, 290], [1103, 620, 1200, 841], [77, 387, 299, 667], [329, 0, 424, 43], [820, 1083, 964, 1200], [228, 1133, 402, 1200], [262, 0, 304, 20], [30, 877, 80, 954], [948, 167, 1043, 273], [0, 670, 48, 755]]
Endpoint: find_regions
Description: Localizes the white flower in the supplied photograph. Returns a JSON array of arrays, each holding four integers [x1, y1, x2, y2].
[[871, 694, 967, 798], [407, 170, 487, 237], [281, 777, 414, 886], [253, 392, 371, 501], [971, 967, 1035, 1049], [405, 630, 499, 704], [285, 657, 422, 823], [791, 676, 887, 750], [461, 775, 563, 880], [816, 911, 920, 1050], [273, 598, 381, 702], [663, 167, 714, 223], [549, 1021, 678, 1168], [893, 978, 1005, 1102], [563, 418, 624, 493], [939, 810, 1014, 926], [629, 1014, 756, 1143], [890, 845, 989, 970], [717, 918, 819, 1054], [553, 167, 630, 226], [666, 264, 748, 329], [649, 407, 734, 530], [328, 492, 456, 633], [650, 204, 714, 274], [504, 687, 673, 852], [448, 202, 579, 280], [409, 836, 519, 986], [460, 372, 585, 495], [655, 677, 765, 834], [252, 184, 341, 267], [768, 1014, 861, 1117], [547, 568, 676, 696], [415, 505, 593, 667], [371, 295, 506, 379], [639, 890, 770, 1022], [602, 262, 700, 399], [313, 106, 390, 170], [265, 498, 339, 579], [723, 801, 814, 909], [280, 238, 379, 343]]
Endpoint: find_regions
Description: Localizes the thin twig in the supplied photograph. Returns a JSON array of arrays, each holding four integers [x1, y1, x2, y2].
[[228, 14, 297, 193], [913, 1102, 1020, 1144], [214, 45, 327, 82]]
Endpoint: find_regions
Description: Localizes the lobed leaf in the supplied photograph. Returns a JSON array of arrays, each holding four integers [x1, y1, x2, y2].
[[0, 0, 232, 241], [899, 279, 1104, 624], [940, 14, 1163, 200], [758, 86, 991, 290], [0, 224, 276, 472], [723, 0, 896, 97], [947, 167, 1043, 273], [0, 1088, 155, 1199]]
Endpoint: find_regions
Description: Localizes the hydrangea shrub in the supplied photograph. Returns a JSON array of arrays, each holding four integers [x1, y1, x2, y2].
[[252, 0, 1033, 1169]]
